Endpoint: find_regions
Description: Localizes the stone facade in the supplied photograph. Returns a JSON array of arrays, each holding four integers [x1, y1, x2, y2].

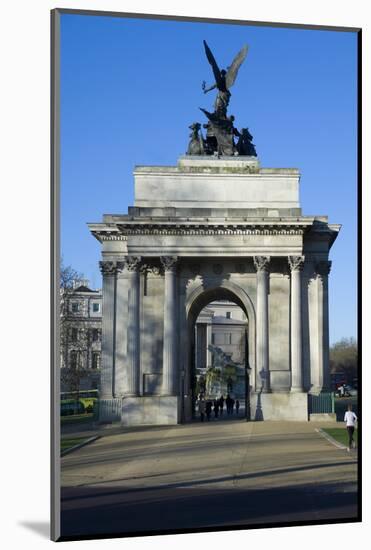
[[89, 156, 340, 424]]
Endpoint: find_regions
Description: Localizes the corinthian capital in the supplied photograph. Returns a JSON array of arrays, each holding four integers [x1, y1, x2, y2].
[[99, 261, 117, 276], [160, 256, 178, 272], [125, 256, 142, 272], [288, 255, 305, 272], [253, 256, 270, 272]]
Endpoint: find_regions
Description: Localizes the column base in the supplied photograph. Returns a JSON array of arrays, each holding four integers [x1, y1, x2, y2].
[[290, 387, 304, 393]]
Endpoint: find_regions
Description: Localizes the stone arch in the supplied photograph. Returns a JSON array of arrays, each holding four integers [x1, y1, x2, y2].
[[185, 280, 256, 412]]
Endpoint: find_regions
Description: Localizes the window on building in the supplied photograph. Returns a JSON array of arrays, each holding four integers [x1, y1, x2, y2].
[[92, 302, 100, 313], [211, 333, 215, 344], [226, 311, 231, 319], [71, 327, 78, 342], [91, 328, 99, 342], [71, 302, 79, 313], [70, 351, 78, 369], [92, 352, 100, 370], [225, 333, 232, 344]]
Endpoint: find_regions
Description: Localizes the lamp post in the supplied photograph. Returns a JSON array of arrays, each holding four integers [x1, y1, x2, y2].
[[244, 328, 251, 421], [181, 368, 185, 423], [245, 365, 251, 421]]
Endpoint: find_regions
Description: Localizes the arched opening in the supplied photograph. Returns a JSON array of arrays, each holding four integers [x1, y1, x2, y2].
[[184, 284, 256, 422]]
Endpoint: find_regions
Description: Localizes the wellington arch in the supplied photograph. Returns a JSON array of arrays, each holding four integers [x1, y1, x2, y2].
[[89, 155, 340, 425]]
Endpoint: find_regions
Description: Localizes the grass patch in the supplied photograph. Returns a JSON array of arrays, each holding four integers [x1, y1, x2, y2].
[[61, 413, 94, 425], [61, 437, 90, 453], [322, 427, 358, 447]]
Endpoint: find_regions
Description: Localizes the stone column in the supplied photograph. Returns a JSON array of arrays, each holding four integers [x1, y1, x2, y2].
[[160, 256, 178, 395], [289, 256, 305, 392], [253, 256, 270, 392], [114, 261, 128, 397], [125, 256, 141, 396], [206, 322, 212, 368], [99, 261, 118, 398], [317, 260, 332, 391]]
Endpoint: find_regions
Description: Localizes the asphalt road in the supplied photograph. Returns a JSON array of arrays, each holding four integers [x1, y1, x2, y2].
[[60, 419, 358, 539]]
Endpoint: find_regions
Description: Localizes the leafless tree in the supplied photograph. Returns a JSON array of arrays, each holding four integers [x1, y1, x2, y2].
[[60, 259, 96, 411]]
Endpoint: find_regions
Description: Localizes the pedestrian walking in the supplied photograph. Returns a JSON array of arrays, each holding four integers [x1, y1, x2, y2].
[[344, 404, 357, 451], [219, 395, 224, 416], [230, 398, 235, 414], [205, 400, 212, 421], [198, 399, 205, 422], [214, 399, 219, 418], [226, 394, 231, 414], [235, 399, 240, 415]]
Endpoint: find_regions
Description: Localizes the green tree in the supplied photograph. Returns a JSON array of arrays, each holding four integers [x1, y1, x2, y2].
[[205, 366, 221, 396]]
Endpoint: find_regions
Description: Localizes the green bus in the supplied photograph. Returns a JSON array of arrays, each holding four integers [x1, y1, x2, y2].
[[60, 390, 99, 416]]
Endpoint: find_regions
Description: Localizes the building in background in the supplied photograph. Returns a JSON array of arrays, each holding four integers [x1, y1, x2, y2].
[[195, 301, 247, 371], [60, 280, 102, 392], [195, 301, 248, 398]]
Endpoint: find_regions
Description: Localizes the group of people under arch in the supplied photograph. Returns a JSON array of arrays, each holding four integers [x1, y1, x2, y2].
[[197, 394, 240, 422]]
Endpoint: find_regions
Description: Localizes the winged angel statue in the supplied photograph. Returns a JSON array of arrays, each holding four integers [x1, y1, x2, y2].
[[187, 41, 257, 157], [202, 40, 248, 118]]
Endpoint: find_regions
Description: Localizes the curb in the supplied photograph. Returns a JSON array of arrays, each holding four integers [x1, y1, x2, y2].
[[61, 435, 100, 457], [315, 428, 347, 450]]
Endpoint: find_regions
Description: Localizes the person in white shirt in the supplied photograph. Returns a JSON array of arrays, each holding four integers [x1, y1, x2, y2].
[[344, 404, 357, 451]]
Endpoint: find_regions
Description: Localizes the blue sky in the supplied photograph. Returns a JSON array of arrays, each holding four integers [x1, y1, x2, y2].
[[60, 14, 357, 344]]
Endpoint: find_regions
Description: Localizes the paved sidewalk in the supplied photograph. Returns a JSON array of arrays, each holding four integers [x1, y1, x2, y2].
[[61, 420, 358, 538]]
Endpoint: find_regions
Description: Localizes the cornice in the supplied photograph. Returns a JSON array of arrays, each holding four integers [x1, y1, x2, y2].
[[91, 225, 309, 240]]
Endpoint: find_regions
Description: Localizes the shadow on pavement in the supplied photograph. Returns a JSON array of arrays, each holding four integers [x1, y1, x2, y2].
[[61, 480, 358, 539]]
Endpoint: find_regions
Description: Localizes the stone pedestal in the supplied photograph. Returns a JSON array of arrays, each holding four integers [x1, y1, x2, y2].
[[250, 391, 308, 421], [121, 396, 181, 425]]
